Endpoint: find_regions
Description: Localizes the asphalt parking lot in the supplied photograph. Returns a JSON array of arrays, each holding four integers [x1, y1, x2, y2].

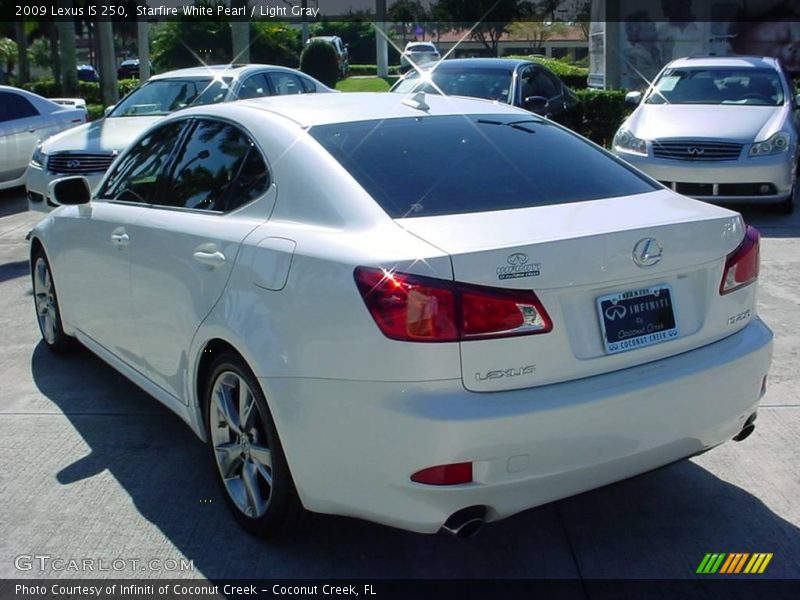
[[0, 188, 798, 583]]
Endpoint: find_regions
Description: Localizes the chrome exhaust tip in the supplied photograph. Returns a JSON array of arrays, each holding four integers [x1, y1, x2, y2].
[[440, 506, 487, 540], [733, 413, 757, 442]]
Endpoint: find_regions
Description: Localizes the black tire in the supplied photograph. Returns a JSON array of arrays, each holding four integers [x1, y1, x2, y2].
[[31, 248, 78, 353], [772, 189, 795, 215], [204, 352, 303, 538]]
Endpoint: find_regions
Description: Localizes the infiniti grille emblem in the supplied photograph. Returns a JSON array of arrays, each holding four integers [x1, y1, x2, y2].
[[687, 147, 704, 156], [632, 238, 663, 268], [67, 159, 81, 169]]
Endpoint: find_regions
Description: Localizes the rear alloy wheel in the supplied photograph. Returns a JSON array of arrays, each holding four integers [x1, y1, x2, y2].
[[32, 250, 76, 353], [205, 354, 302, 537]]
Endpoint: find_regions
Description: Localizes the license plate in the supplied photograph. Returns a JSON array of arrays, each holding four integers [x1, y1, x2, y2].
[[596, 285, 679, 354]]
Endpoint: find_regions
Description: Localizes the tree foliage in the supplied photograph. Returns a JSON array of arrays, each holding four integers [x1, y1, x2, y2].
[[0, 37, 18, 83], [432, 0, 521, 56], [152, 18, 300, 71], [299, 40, 338, 89]]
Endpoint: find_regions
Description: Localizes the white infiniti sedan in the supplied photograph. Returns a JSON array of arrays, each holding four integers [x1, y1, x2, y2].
[[0, 86, 86, 191], [30, 93, 773, 539]]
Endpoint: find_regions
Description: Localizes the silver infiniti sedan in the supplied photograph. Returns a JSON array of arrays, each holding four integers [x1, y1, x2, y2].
[[613, 56, 799, 214], [0, 86, 86, 191]]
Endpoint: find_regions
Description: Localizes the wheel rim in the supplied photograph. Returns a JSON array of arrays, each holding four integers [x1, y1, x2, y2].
[[210, 371, 273, 518], [33, 257, 57, 345]]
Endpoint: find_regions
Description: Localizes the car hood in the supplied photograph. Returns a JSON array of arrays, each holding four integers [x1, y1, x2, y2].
[[41, 116, 162, 154], [627, 104, 788, 142]]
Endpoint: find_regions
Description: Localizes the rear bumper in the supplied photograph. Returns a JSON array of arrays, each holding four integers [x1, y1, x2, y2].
[[619, 151, 794, 204], [263, 319, 772, 534]]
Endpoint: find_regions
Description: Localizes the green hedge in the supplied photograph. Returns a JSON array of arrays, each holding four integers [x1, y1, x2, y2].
[[86, 104, 106, 121], [348, 64, 401, 76], [22, 79, 140, 105], [571, 89, 632, 147], [300, 40, 339, 88]]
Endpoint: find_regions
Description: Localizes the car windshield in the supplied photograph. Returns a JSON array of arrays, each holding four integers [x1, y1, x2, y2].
[[647, 67, 785, 106], [109, 77, 233, 117], [393, 69, 513, 102], [309, 115, 656, 218], [407, 44, 435, 52]]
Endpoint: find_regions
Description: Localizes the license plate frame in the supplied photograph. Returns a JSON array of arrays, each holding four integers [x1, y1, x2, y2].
[[596, 284, 679, 354]]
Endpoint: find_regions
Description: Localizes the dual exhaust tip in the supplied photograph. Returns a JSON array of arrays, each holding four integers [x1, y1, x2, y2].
[[440, 412, 760, 538], [440, 505, 486, 539], [733, 412, 758, 442]]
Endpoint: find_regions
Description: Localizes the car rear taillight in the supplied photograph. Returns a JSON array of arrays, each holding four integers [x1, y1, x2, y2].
[[411, 462, 473, 485], [720, 225, 760, 295], [354, 267, 552, 342]]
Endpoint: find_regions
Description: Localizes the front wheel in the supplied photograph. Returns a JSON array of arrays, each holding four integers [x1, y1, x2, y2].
[[772, 187, 795, 215], [205, 353, 303, 538], [31, 249, 77, 353]]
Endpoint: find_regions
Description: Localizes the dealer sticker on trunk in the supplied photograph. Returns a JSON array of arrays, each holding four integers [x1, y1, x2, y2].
[[596, 284, 679, 354]]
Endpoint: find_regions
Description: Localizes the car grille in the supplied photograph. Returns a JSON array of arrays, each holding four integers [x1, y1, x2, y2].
[[659, 181, 777, 197], [652, 140, 743, 161], [48, 153, 115, 175]]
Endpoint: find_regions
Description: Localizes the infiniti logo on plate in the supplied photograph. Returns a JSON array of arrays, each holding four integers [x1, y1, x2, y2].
[[605, 304, 627, 321], [632, 238, 663, 268]]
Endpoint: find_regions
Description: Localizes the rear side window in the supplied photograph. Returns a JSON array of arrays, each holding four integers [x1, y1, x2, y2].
[[0, 92, 39, 122], [309, 115, 656, 218], [266, 72, 305, 96]]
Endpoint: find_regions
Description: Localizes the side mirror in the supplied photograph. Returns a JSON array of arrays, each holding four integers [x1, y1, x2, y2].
[[625, 91, 643, 106], [48, 176, 91, 206], [523, 95, 549, 114], [103, 105, 115, 117]]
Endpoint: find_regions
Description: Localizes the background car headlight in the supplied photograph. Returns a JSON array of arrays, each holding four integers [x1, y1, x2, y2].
[[30, 145, 46, 169], [749, 132, 791, 157], [613, 128, 648, 156]]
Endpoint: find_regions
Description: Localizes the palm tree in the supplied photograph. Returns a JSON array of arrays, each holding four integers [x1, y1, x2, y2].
[[14, 21, 30, 84], [56, 4, 78, 95], [97, 20, 119, 106], [231, 0, 250, 62]]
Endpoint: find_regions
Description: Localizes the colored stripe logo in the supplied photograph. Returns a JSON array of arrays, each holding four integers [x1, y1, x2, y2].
[[697, 553, 773, 574]]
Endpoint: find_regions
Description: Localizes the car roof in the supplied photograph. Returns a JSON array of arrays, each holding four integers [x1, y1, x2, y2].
[[205, 91, 534, 128], [667, 55, 780, 70], [423, 58, 533, 70], [149, 64, 297, 81]]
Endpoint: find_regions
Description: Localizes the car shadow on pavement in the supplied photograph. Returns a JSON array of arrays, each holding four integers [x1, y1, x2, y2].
[[30, 343, 800, 583], [0, 260, 29, 284], [0, 188, 28, 218]]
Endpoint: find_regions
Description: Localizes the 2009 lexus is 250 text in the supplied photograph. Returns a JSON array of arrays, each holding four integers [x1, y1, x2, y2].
[[30, 92, 773, 538]]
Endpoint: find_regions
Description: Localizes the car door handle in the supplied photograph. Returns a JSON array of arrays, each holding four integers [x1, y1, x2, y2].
[[110, 232, 130, 246], [193, 250, 226, 268]]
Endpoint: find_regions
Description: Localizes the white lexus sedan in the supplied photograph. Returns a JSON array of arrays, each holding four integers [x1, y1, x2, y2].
[[30, 93, 773, 539]]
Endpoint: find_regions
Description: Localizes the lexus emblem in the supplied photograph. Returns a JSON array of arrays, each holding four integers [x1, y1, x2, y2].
[[632, 237, 663, 268], [687, 147, 704, 156], [67, 159, 81, 169]]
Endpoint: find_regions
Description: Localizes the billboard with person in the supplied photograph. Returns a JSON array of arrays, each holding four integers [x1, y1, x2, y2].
[[590, 0, 800, 89]]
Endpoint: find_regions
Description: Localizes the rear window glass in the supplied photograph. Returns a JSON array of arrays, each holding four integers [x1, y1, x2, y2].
[[309, 115, 656, 218]]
